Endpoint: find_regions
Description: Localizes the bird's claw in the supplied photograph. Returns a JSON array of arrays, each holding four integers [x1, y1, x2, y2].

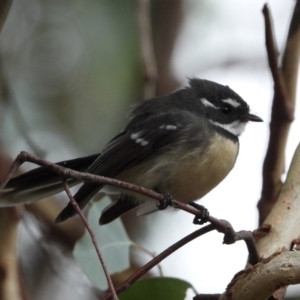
[[157, 192, 173, 210]]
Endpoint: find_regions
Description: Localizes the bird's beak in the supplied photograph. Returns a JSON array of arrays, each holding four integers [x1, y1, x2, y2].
[[246, 113, 263, 122]]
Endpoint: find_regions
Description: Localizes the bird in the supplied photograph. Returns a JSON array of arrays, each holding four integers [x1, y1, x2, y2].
[[0, 78, 262, 225]]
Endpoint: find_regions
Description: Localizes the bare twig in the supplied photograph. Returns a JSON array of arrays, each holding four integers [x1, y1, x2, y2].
[[281, 0, 300, 102], [210, 219, 259, 265], [102, 222, 258, 300], [152, 0, 182, 95], [136, 0, 158, 99], [1, 151, 260, 297], [0, 152, 258, 262], [2, 152, 260, 261], [101, 224, 216, 300], [262, 5, 292, 118], [258, 3, 298, 224], [62, 181, 119, 300], [0, 151, 217, 220]]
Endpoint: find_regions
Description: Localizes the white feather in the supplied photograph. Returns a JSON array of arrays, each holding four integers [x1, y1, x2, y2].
[[210, 120, 247, 136]]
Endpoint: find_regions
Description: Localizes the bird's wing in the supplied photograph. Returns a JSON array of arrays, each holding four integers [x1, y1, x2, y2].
[[56, 110, 193, 222]]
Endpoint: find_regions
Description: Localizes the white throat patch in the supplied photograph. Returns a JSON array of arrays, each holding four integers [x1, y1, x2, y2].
[[210, 120, 247, 136]]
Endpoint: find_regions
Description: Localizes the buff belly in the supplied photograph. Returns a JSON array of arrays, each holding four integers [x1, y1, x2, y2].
[[104, 134, 239, 203]]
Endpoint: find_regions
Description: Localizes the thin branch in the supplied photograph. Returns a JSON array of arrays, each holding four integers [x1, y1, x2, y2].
[[152, 0, 182, 95], [136, 0, 158, 99], [0, 151, 218, 220], [101, 224, 216, 300], [1, 151, 260, 296], [62, 181, 119, 300], [102, 223, 258, 299], [0, 152, 258, 263], [258, 3, 298, 224], [281, 0, 300, 102], [262, 5, 292, 119]]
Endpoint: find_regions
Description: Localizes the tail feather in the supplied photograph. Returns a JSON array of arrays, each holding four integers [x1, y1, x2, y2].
[[4, 154, 98, 189], [0, 179, 80, 206], [0, 154, 98, 206], [99, 194, 141, 225], [55, 182, 103, 223]]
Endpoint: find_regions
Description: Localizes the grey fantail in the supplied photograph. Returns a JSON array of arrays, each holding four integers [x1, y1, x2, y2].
[[0, 78, 263, 224]]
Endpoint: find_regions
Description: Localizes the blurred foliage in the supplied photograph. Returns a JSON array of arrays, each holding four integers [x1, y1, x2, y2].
[[118, 277, 194, 300], [0, 0, 143, 157], [1, 0, 299, 299]]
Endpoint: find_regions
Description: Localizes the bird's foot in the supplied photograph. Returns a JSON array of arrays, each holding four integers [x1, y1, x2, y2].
[[189, 202, 210, 225], [156, 191, 173, 210]]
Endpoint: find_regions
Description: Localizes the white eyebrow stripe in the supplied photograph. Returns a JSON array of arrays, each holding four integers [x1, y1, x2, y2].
[[201, 98, 217, 109], [222, 98, 240, 108]]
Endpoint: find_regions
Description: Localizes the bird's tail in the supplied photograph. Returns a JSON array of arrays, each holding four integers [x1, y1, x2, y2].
[[55, 181, 103, 223], [0, 154, 98, 207]]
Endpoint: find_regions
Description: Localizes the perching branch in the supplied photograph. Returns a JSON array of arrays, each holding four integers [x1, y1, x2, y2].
[[0, 151, 260, 298], [0, 151, 259, 262], [0, 151, 225, 221]]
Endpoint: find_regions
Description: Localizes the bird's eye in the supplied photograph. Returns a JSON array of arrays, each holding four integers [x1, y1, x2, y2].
[[221, 104, 232, 115]]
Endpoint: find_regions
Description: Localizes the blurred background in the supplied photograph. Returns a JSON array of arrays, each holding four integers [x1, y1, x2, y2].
[[0, 0, 299, 299]]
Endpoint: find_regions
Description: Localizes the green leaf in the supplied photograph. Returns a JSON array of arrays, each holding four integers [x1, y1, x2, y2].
[[119, 277, 195, 300], [73, 196, 132, 290]]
